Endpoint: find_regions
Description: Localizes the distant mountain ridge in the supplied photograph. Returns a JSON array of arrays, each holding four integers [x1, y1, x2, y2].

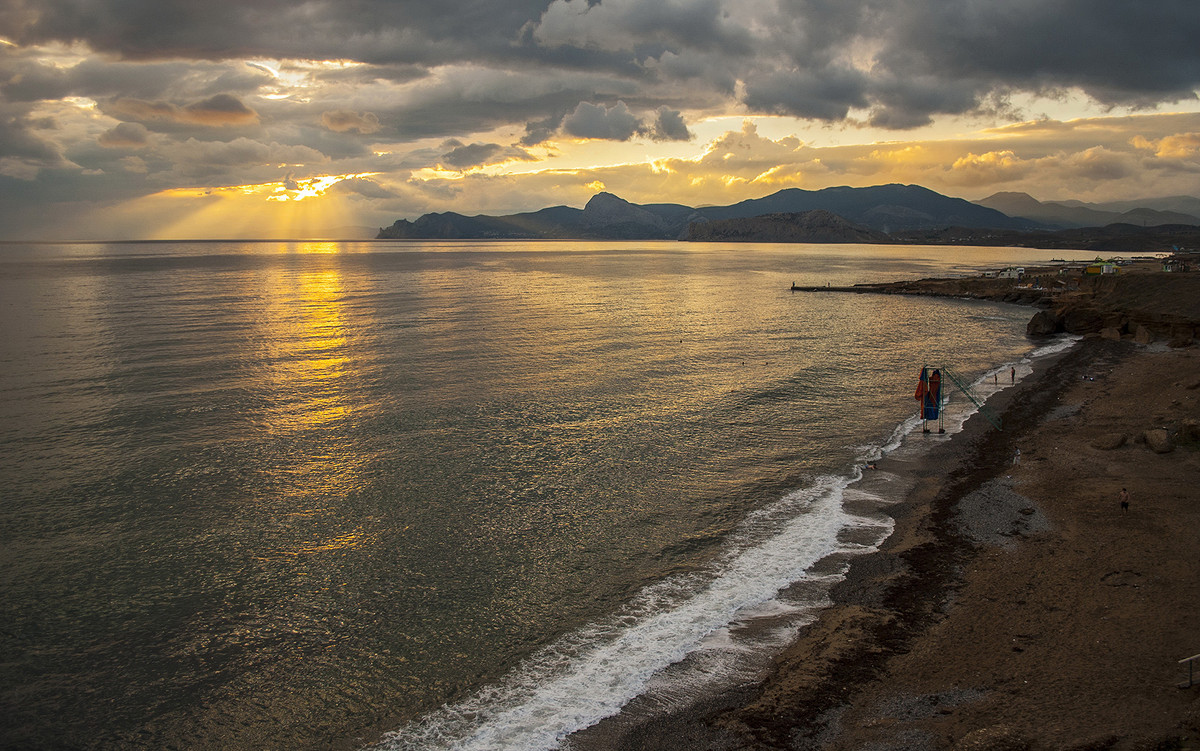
[[685, 210, 889, 243], [975, 191, 1200, 229], [377, 184, 1031, 240]]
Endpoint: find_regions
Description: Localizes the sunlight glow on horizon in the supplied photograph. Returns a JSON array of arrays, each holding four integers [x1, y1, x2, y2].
[[91, 172, 383, 240], [153, 171, 378, 202]]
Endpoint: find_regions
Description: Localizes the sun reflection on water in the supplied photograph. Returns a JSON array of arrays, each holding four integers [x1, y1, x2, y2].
[[255, 255, 377, 558]]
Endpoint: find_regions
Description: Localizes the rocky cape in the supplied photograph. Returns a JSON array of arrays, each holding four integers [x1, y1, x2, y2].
[[795, 253, 1200, 346]]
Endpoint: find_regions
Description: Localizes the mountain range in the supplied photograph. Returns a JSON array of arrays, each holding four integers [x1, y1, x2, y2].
[[975, 192, 1200, 229], [376, 184, 1200, 241], [378, 184, 1032, 240]]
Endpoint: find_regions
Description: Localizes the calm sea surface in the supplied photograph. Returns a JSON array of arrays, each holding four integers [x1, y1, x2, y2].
[[0, 241, 1096, 749]]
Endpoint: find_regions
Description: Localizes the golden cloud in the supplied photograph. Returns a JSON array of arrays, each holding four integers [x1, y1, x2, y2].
[[111, 94, 259, 127], [1131, 132, 1200, 159], [946, 150, 1030, 186], [321, 110, 381, 134]]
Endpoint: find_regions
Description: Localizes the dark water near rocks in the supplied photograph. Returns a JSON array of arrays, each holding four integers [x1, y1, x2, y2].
[[0, 241, 1095, 749]]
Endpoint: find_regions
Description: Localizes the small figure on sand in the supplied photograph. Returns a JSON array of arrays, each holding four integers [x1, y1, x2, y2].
[[1012, 447, 1021, 465], [1120, 487, 1130, 513], [1010, 366, 1016, 384]]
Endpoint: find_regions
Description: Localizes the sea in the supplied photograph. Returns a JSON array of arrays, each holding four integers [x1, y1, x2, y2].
[[0, 240, 1098, 750]]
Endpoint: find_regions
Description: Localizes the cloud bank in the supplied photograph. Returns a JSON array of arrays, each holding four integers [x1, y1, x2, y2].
[[0, 0, 1198, 237]]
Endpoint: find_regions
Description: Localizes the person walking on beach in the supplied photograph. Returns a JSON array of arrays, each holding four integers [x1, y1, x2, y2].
[[1120, 487, 1130, 513], [1013, 447, 1021, 465], [1010, 366, 1016, 384]]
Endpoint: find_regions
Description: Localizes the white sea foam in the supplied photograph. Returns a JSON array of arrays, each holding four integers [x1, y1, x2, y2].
[[372, 472, 888, 751], [1027, 333, 1083, 359]]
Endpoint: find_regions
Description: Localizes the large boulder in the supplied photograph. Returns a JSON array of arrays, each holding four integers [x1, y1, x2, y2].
[[1144, 428, 1174, 454], [1026, 309, 1061, 337]]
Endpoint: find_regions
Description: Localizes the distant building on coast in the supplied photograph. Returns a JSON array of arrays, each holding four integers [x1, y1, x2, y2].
[[1085, 260, 1119, 275]]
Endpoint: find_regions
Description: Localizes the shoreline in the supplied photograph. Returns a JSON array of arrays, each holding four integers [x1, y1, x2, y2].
[[569, 263, 1200, 750]]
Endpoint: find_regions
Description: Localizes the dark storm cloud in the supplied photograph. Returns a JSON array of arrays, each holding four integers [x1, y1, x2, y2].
[[3, 0, 555, 63], [647, 107, 691, 141], [528, 0, 755, 59], [562, 100, 641, 140], [873, 0, 1200, 108], [519, 114, 564, 147], [555, 100, 693, 143], [439, 140, 503, 169], [437, 139, 537, 169], [864, 74, 982, 130], [321, 110, 381, 134], [331, 176, 395, 198], [98, 121, 150, 147], [0, 48, 272, 104], [0, 110, 63, 161], [742, 67, 870, 122], [107, 94, 258, 127], [370, 66, 647, 141], [5, 0, 1199, 135]]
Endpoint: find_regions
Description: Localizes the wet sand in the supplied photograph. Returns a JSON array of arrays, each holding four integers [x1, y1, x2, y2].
[[569, 300, 1200, 749]]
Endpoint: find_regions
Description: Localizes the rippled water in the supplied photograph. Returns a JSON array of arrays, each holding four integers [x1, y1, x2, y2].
[[0, 241, 1095, 749]]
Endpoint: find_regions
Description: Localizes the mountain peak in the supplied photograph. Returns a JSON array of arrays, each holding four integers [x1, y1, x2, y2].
[[582, 191, 667, 231]]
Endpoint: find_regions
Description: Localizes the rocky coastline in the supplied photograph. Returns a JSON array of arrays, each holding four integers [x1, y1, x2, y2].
[[795, 255, 1200, 347]]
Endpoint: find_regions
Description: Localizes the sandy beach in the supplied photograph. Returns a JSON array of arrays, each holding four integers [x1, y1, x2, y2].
[[575, 259, 1200, 750]]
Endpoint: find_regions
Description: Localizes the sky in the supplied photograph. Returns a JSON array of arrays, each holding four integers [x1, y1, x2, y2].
[[2, 0, 1200, 240]]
